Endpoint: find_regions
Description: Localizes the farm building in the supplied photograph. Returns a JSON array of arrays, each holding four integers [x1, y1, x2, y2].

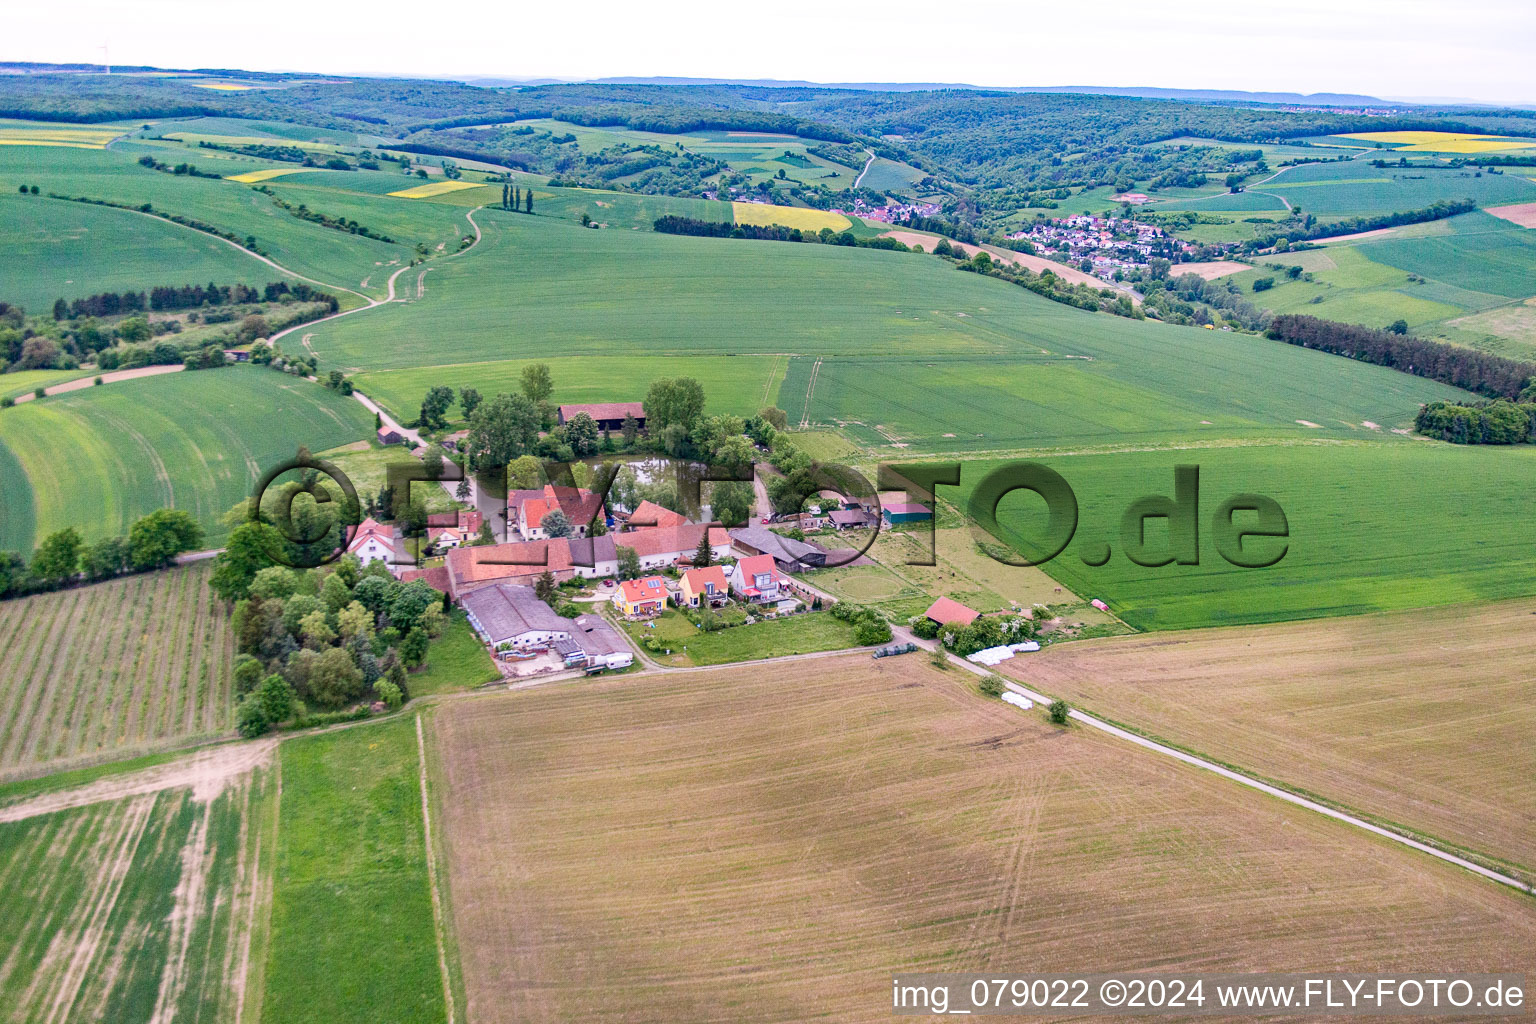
[[678, 565, 730, 608], [461, 583, 574, 652], [727, 554, 790, 605], [623, 523, 732, 570], [398, 565, 451, 595], [556, 402, 646, 432], [615, 576, 669, 618], [882, 502, 933, 526], [556, 615, 634, 671], [426, 508, 483, 552], [445, 535, 621, 598], [376, 427, 404, 446], [829, 509, 878, 530], [925, 596, 980, 627], [729, 524, 827, 570], [346, 518, 409, 574]]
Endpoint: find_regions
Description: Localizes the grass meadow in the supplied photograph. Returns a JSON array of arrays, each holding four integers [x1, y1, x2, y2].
[[0, 768, 275, 1023], [956, 440, 1536, 630], [1011, 597, 1536, 878], [262, 716, 453, 1024], [409, 612, 500, 695], [0, 563, 234, 776], [432, 655, 1536, 1023], [0, 367, 374, 552]]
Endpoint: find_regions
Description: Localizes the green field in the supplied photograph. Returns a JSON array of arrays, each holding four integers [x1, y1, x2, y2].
[[1232, 213, 1536, 354], [0, 767, 275, 1023], [309, 207, 1472, 451], [0, 368, 89, 402], [0, 367, 374, 553], [0, 143, 460, 300], [955, 440, 1536, 630], [0, 193, 279, 310], [262, 716, 453, 1024], [0, 563, 234, 774]]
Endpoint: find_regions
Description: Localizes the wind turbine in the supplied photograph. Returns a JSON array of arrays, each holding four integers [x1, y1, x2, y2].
[[99, 44, 110, 75]]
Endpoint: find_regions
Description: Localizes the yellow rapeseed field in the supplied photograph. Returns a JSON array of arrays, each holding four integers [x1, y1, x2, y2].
[[1337, 130, 1536, 153], [0, 127, 121, 149], [732, 201, 851, 232], [224, 167, 320, 184], [387, 180, 490, 199]]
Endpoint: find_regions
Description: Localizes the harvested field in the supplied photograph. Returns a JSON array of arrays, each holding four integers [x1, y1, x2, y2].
[[0, 564, 237, 777], [1170, 260, 1248, 279], [0, 759, 276, 1024], [1004, 598, 1536, 877], [1486, 201, 1536, 230], [433, 655, 1536, 1023]]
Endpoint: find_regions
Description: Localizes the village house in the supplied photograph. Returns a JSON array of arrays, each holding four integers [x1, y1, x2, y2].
[[624, 523, 732, 571], [425, 509, 483, 553], [677, 565, 730, 608], [726, 554, 790, 605], [556, 401, 646, 432], [346, 517, 410, 575], [461, 583, 574, 652], [512, 484, 605, 541], [444, 521, 729, 600], [622, 499, 688, 530], [615, 576, 669, 618]]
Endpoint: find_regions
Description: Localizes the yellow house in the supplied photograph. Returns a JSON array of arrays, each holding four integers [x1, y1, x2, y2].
[[614, 576, 669, 618]]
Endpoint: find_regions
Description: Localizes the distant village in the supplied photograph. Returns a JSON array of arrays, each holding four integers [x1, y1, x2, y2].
[[1007, 214, 1194, 273]]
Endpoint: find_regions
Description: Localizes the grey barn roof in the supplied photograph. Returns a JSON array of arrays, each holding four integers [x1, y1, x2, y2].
[[571, 614, 629, 658], [728, 525, 826, 567], [461, 584, 572, 641]]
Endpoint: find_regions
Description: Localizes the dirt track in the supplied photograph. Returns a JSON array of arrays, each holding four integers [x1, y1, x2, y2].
[[879, 230, 1134, 297], [0, 738, 278, 823]]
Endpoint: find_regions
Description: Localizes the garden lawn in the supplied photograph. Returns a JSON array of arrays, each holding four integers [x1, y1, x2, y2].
[[622, 607, 860, 666], [410, 612, 500, 696]]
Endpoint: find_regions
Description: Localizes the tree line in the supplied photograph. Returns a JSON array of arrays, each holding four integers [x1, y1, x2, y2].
[[0, 508, 204, 600], [55, 280, 338, 319], [1266, 314, 1536, 400], [1244, 199, 1476, 252], [1415, 399, 1536, 444]]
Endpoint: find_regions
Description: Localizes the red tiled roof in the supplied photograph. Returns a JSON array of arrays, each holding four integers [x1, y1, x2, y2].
[[627, 499, 687, 529], [620, 523, 728, 559], [559, 402, 645, 422], [682, 565, 729, 594], [399, 566, 451, 594], [732, 554, 786, 588], [619, 576, 668, 604], [925, 596, 980, 626]]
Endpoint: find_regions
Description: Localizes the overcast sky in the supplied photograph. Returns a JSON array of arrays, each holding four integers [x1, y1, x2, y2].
[[6, 0, 1534, 105]]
